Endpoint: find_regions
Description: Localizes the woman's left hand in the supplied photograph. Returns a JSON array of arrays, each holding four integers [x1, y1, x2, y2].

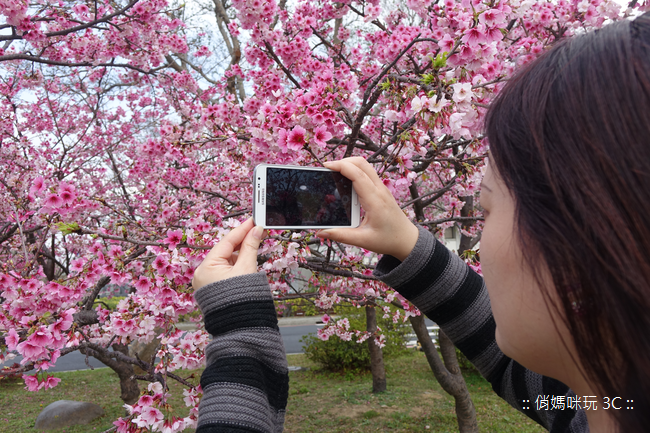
[[191, 217, 266, 290]]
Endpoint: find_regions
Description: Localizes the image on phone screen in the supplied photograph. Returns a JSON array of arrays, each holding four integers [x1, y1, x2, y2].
[[265, 167, 353, 227]]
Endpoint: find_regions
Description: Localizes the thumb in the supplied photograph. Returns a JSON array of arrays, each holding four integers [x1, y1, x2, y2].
[[235, 226, 265, 271]]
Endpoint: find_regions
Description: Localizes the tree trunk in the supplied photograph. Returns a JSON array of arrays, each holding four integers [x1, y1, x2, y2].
[[458, 196, 474, 254], [410, 315, 478, 433], [81, 342, 140, 405], [439, 329, 479, 433], [365, 305, 386, 393]]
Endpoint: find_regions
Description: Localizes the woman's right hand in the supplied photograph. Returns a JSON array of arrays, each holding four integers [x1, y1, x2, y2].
[[317, 157, 419, 262]]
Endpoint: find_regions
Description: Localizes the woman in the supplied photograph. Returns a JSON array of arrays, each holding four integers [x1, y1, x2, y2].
[[191, 12, 650, 433]]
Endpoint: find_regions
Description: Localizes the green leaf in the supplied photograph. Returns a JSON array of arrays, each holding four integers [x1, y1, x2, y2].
[[55, 222, 81, 235], [461, 249, 477, 260], [433, 52, 448, 69], [421, 73, 435, 85]]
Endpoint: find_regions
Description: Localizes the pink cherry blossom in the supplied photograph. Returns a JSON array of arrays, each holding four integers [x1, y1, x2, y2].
[[5, 328, 19, 350], [23, 374, 40, 391], [286, 125, 307, 151], [30, 176, 45, 195], [451, 83, 474, 104], [42, 375, 61, 389], [312, 125, 332, 148], [44, 193, 63, 208], [113, 418, 130, 433], [134, 406, 164, 427], [461, 24, 488, 48], [135, 276, 152, 292], [17, 339, 48, 361], [164, 229, 184, 250], [480, 9, 506, 27], [137, 394, 155, 408]]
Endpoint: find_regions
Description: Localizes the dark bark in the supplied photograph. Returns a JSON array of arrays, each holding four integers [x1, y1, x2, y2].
[[81, 276, 111, 310], [0, 223, 18, 245], [365, 305, 387, 393], [409, 184, 425, 222], [81, 342, 140, 405], [73, 309, 99, 326], [410, 315, 478, 433], [439, 330, 478, 432], [458, 196, 474, 254], [213, 0, 246, 101]]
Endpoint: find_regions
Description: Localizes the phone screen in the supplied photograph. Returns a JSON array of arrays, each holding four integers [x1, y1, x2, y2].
[[266, 167, 353, 227]]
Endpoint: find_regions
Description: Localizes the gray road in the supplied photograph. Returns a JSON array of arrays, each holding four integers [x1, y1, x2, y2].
[[280, 324, 319, 355]]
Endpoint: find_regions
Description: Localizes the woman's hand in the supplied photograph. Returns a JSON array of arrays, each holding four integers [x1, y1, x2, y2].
[[192, 217, 266, 290], [317, 157, 419, 262]]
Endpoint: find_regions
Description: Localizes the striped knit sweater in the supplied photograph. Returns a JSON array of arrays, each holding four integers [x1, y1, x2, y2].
[[374, 226, 589, 433], [194, 272, 288, 433], [193, 226, 588, 432]]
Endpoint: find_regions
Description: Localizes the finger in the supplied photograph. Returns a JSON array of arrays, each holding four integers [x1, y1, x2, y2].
[[234, 225, 265, 272], [325, 157, 385, 191], [204, 218, 255, 262], [323, 161, 381, 211], [316, 226, 370, 247], [342, 157, 385, 189]]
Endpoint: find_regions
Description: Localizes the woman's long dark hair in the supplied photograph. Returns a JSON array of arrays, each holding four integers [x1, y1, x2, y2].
[[486, 13, 650, 432]]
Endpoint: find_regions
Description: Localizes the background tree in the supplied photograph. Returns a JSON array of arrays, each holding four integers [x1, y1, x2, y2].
[[0, 0, 646, 431]]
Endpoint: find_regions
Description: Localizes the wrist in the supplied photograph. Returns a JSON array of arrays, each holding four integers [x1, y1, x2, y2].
[[393, 222, 419, 262]]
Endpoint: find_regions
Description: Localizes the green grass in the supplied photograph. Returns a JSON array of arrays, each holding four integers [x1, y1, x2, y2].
[[284, 351, 546, 432], [0, 367, 200, 432], [0, 351, 546, 432]]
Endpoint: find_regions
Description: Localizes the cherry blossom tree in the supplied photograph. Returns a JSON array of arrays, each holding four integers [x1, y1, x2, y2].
[[0, 0, 647, 431]]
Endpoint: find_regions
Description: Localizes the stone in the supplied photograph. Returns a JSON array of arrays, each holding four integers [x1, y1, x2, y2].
[[287, 366, 308, 371], [35, 400, 105, 430]]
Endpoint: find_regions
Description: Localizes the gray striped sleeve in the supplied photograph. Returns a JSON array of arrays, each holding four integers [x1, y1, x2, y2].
[[205, 327, 288, 373], [195, 272, 288, 433], [198, 382, 285, 433], [194, 271, 272, 316], [409, 250, 469, 313]]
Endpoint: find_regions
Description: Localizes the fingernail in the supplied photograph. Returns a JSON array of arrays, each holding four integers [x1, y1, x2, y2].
[[316, 230, 329, 239], [252, 226, 264, 240]]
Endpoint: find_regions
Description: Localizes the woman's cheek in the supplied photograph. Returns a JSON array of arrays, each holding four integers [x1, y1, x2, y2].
[[477, 218, 521, 358]]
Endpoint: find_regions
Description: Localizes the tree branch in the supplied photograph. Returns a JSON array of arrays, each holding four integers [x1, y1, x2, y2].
[[419, 216, 483, 226], [345, 35, 424, 157], [298, 261, 377, 280], [0, 0, 139, 42], [263, 41, 301, 89], [400, 176, 458, 209], [0, 54, 153, 74]]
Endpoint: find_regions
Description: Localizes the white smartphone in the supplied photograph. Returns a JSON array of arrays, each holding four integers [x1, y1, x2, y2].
[[253, 164, 361, 230]]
